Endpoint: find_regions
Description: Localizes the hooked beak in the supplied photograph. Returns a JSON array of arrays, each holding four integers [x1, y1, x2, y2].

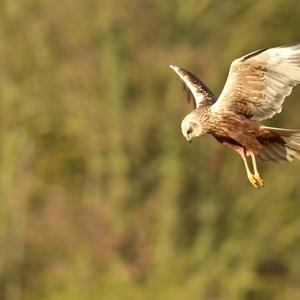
[[186, 135, 192, 143]]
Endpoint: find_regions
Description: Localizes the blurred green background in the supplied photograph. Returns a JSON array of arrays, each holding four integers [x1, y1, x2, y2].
[[1, 0, 300, 299]]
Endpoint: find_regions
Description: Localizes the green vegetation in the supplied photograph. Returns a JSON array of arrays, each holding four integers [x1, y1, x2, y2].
[[1, 0, 300, 299]]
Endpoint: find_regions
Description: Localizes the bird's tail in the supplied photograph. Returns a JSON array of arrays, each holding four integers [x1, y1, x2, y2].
[[257, 126, 300, 162]]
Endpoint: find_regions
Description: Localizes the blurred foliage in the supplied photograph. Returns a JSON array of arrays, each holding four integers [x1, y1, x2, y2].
[[1, 0, 300, 299]]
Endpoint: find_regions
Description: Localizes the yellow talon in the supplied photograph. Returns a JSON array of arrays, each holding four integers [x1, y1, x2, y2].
[[248, 174, 259, 188], [248, 174, 264, 188], [254, 174, 264, 187]]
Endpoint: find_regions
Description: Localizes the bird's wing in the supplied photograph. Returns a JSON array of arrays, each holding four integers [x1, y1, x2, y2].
[[211, 44, 300, 121], [170, 65, 216, 108]]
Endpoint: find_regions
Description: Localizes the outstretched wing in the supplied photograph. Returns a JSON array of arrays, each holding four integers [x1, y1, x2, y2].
[[211, 44, 300, 121], [170, 64, 216, 108]]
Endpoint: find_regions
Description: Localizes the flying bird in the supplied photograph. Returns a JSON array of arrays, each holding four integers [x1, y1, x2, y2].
[[170, 44, 300, 188]]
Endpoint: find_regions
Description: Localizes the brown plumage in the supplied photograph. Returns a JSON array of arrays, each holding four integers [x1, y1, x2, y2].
[[170, 44, 300, 188]]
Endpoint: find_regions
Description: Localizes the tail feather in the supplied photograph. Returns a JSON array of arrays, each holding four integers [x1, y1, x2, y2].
[[258, 126, 300, 162], [288, 141, 300, 151], [257, 149, 270, 162], [269, 143, 287, 160]]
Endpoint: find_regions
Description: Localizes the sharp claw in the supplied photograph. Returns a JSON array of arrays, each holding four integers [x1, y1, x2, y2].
[[254, 174, 264, 188], [248, 174, 264, 188], [248, 175, 259, 188]]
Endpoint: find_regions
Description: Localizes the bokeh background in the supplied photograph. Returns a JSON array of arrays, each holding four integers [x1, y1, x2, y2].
[[2, 0, 300, 299]]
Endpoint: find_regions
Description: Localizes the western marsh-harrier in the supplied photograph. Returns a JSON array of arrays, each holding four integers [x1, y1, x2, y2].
[[170, 44, 300, 188]]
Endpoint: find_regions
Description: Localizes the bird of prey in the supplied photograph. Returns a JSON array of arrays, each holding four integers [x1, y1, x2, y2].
[[170, 44, 300, 188]]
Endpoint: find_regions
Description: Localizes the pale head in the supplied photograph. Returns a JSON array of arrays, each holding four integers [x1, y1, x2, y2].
[[181, 112, 204, 142]]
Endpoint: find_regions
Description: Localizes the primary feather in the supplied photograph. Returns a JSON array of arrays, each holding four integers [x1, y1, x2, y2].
[[169, 64, 216, 108]]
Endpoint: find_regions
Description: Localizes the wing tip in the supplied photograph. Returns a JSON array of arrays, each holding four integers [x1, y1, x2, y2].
[[169, 64, 179, 70]]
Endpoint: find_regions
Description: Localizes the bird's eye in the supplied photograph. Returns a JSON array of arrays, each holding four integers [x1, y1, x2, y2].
[[187, 128, 193, 134]]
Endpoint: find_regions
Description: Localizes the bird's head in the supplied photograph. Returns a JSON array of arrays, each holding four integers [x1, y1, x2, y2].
[[181, 113, 204, 142]]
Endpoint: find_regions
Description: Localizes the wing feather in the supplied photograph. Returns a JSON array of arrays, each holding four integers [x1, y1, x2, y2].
[[170, 64, 216, 108], [211, 44, 300, 120]]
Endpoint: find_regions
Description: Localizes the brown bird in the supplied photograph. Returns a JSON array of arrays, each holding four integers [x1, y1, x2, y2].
[[170, 44, 300, 188]]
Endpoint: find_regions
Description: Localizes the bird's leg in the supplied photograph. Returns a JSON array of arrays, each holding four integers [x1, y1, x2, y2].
[[239, 150, 259, 188], [221, 142, 261, 188], [250, 152, 264, 187]]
